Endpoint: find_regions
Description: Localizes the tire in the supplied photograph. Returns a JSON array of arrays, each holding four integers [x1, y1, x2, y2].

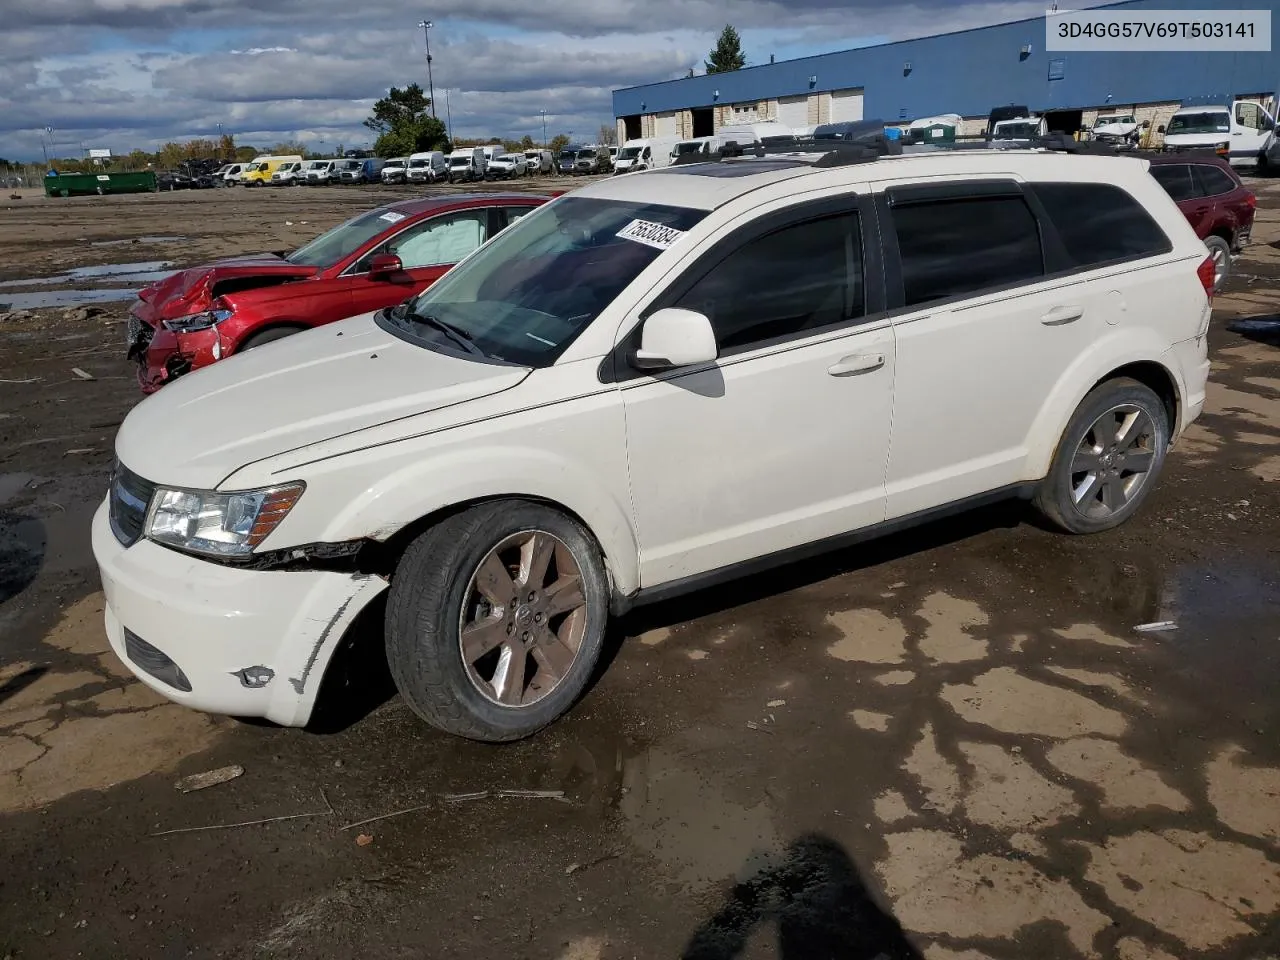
[[385, 500, 609, 742], [1033, 377, 1169, 535], [1204, 235, 1231, 292], [239, 326, 304, 351]]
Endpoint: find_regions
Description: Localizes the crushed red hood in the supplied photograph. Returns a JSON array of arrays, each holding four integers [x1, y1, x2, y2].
[[135, 254, 319, 323]]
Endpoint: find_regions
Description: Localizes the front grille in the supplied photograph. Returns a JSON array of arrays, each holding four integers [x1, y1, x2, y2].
[[124, 629, 191, 692], [109, 462, 156, 547]]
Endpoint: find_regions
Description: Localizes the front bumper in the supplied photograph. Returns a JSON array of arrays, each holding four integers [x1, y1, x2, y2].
[[128, 301, 219, 393], [92, 502, 387, 726]]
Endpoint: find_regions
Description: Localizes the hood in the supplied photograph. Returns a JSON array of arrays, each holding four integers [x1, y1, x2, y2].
[[115, 312, 529, 490], [138, 255, 318, 321], [1094, 120, 1138, 136], [1164, 131, 1231, 147]]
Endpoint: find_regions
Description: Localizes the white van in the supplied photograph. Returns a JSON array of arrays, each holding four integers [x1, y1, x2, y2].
[[523, 149, 554, 174], [715, 120, 796, 148], [614, 137, 680, 174], [670, 137, 715, 163], [447, 147, 486, 182], [406, 151, 447, 183], [1163, 99, 1277, 169], [380, 157, 410, 184], [269, 160, 306, 185]]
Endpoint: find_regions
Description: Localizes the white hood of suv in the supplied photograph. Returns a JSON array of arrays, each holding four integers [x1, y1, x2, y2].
[[116, 312, 529, 489]]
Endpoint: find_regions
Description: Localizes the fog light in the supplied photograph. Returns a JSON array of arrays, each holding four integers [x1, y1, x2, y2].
[[234, 666, 275, 689]]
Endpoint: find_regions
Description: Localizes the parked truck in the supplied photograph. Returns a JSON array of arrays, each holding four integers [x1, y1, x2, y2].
[[1161, 96, 1278, 170]]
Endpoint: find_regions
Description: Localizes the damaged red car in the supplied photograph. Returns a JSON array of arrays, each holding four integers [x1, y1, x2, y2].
[[127, 194, 548, 392]]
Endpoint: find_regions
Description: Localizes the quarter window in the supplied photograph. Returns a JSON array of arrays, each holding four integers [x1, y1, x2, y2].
[[892, 195, 1043, 307], [674, 213, 864, 352], [1192, 164, 1238, 197], [1150, 164, 1197, 202], [1033, 183, 1171, 268]]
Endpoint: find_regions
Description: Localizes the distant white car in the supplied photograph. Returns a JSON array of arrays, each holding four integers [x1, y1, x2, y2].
[[94, 144, 1211, 745], [485, 154, 527, 179], [270, 161, 306, 185], [381, 157, 410, 184], [523, 149, 554, 174]]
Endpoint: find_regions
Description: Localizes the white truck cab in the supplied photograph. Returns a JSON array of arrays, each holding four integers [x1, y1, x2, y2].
[[94, 141, 1212, 743], [1163, 99, 1277, 170]]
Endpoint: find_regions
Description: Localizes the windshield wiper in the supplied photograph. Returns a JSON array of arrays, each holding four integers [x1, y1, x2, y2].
[[405, 307, 486, 357]]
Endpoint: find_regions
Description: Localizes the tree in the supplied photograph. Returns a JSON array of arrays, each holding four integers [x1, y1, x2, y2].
[[597, 124, 617, 146], [705, 25, 745, 74], [520, 135, 534, 150], [364, 84, 449, 159], [184, 138, 216, 159], [234, 145, 258, 161], [218, 133, 236, 160], [271, 141, 308, 158], [158, 141, 185, 169], [549, 134, 570, 154]]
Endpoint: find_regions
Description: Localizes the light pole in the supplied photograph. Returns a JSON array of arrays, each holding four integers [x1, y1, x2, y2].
[[540, 109, 547, 147], [417, 20, 437, 118]]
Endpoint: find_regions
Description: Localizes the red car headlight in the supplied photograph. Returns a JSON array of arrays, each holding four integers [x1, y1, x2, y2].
[[163, 306, 234, 334]]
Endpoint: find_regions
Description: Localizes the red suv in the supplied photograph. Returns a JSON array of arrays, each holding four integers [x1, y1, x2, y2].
[[1147, 153, 1255, 291], [128, 193, 548, 392]]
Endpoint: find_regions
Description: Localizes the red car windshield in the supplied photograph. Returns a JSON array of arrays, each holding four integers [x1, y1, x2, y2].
[[286, 208, 408, 267]]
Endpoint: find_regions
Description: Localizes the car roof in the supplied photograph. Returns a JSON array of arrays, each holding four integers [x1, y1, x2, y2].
[[379, 193, 546, 217], [570, 149, 1154, 212], [1143, 151, 1236, 172]]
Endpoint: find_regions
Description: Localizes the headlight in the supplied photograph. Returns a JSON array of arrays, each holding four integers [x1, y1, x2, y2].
[[163, 307, 233, 334], [146, 482, 305, 558]]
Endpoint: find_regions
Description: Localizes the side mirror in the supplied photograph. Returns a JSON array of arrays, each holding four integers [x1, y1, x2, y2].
[[368, 253, 403, 278], [631, 308, 718, 371], [1157, 124, 1166, 134]]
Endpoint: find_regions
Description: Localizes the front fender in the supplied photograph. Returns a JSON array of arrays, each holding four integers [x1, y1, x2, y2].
[[1023, 327, 1181, 480]]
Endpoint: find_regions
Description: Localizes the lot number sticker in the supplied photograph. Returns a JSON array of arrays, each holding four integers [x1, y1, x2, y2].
[[617, 219, 685, 250], [379, 211, 407, 223]]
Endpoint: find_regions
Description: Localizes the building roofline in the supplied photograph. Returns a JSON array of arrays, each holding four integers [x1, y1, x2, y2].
[[613, 0, 1139, 96]]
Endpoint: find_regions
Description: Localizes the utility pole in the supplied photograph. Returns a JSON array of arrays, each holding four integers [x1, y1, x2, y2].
[[540, 109, 547, 147], [417, 20, 437, 118], [444, 88, 453, 143]]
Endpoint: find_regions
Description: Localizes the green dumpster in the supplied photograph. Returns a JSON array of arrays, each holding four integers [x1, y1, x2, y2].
[[916, 122, 956, 144], [44, 171, 158, 198]]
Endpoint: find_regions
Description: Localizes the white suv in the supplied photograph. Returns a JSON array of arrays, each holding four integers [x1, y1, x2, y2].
[[93, 144, 1212, 741]]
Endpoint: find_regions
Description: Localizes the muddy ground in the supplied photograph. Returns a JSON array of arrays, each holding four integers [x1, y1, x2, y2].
[[1, 180, 1278, 960]]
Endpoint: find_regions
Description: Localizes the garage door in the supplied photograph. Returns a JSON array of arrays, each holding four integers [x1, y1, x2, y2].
[[653, 112, 678, 137], [777, 95, 809, 130], [830, 88, 864, 123]]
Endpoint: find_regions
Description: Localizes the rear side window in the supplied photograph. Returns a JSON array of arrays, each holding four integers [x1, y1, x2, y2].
[[892, 196, 1043, 307], [1193, 164, 1238, 197], [675, 213, 864, 351], [1033, 183, 1171, 268], [1150, 164, 1197, 202]]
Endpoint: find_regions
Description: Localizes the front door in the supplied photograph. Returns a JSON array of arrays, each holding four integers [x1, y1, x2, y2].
[[345, 208, 494, 318], [619, 202, 895, 587], [1233, 100, 1275, 160]]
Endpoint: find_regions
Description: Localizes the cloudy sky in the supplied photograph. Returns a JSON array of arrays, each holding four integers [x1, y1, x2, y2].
[[0, 0, 1051, 161]]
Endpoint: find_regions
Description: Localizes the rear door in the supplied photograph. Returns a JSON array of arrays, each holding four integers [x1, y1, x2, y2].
[[1150, 163, 1213, 237]]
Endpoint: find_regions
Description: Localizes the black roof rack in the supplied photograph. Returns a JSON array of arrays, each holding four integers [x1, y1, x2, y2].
[[671, 130, 1129, 170]]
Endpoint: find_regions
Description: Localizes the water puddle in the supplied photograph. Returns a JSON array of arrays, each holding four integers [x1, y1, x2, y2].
[[0, 288, 139, 310], [88, 236, 186, 247], [0, 261, 173, 289]]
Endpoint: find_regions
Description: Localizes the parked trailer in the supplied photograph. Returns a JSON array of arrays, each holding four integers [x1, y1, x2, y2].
[[44, 171, 158, 197]]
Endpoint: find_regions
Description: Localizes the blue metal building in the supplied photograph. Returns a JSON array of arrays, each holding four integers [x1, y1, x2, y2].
[[612, 0, 1280, 141]]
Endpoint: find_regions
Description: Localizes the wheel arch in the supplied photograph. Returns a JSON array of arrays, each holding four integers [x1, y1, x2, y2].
[[1025, 336, 1183, 480], [230, 320, 312, 353]]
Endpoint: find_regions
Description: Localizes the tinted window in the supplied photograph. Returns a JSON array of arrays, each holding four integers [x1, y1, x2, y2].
[[1034, 183, 1171, 268], [892, 196, 1042, 306], [1193, 164, 1238, 197], [674, 214, 863, 351], [1151, 164, 1198, 202]]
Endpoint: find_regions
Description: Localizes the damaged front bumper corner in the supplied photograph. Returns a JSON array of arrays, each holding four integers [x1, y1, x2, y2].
[[91, 502, 388, 726]]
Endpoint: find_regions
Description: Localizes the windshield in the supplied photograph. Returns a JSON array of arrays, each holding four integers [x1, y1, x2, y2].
[[338, 160, 360, 171], [620, 146, 644, 159], [525, 151, 540, 158], [409, 159, 427, 167], [994, 122, 1039, 139], [286, 207, 402, 268], [1099, 116, 1135, 125], [674, 142, 704, 155], [1168, 111, 1231, 135], [559, 150, 575, 161], [576, 150, 596, 159], [390, 197, 706, 366], [450, 156, 469, 166]]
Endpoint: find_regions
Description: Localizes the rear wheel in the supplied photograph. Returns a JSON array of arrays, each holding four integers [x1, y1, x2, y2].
[[1034, 378, 1169, 534], [385, 501, 609, 742], [1204, 235, 1231, 291]]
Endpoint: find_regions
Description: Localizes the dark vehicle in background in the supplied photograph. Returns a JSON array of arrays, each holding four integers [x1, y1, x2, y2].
[[126, 194, 548, 392], [1147, 152, 1256, 291], [337, 158, 385, 183], [157, 172, 216, 191], [557, 145, 582, 174]]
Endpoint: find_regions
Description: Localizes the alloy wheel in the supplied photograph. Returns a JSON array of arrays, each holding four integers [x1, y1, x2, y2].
[[1069, 404, 1158, 519], [458, 530, 587, 707]]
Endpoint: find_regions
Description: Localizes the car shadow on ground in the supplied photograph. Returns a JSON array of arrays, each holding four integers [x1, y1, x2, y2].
[[1226, 314, 1280, 346], [682, 833, 924, 960], [0, 509, 45, 607]]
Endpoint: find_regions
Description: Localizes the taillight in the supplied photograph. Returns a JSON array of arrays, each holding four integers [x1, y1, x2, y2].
[[1246, 192, 1257, 210], [1197, 254, 1215, 300]]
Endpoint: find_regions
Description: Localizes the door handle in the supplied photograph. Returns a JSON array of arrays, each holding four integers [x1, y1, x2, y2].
[[1040, 305, 1084, 325], [828, 353, 885, 376]]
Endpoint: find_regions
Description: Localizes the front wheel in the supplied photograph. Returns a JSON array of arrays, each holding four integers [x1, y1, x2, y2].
[[1033, 377, 1169, 534], [385, 501, 609, 742], [1204, 235, 1232, 291]]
